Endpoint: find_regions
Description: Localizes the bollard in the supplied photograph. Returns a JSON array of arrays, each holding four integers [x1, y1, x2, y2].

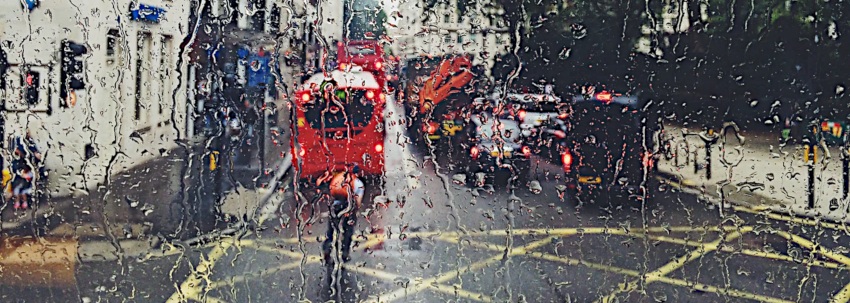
[[705, 142, 712, 180], [844, 148, 849, 201], [806, 144, 817, 209]]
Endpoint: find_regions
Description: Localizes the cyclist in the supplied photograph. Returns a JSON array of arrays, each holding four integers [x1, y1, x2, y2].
[[322, 165, 364, 264]]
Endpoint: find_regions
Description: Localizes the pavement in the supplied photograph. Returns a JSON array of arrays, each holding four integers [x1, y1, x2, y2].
[[657, 123, 850, 223], [5, 101, 850, 302]]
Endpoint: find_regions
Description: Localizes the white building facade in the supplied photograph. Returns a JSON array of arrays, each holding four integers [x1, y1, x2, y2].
[[0, 1, 192, 197], [386, 0, 510, 76]]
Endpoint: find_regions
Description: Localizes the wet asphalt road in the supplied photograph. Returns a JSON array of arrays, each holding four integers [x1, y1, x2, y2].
[[8, 146, 850, 303], [5, 100, 850, 302]]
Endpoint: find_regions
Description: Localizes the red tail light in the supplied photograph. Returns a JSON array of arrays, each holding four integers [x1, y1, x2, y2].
[[379, 93, 386, 102], [470, 146, 480, 159], [596, 91, 612, 102], [562, 152, 572, 166], [375, 61, 383, 69], [339, 63, 347, 70], [518, 110, 527, 121], [366, 91, 375, 100], [558, 113, 568, 119], [554, 130, 566, 139], [522, 146, 531, 157], [301, 92, 310, 102], [375, 143, 384, 153], [425, 123, 437, 134]]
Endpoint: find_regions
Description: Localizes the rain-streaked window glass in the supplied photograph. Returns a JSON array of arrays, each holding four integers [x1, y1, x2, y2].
[[3, 0, 850, 302]]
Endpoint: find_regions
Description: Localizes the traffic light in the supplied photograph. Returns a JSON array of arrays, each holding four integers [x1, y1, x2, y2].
[[60, 40, 86, 106], [24, 70, 40, 105]]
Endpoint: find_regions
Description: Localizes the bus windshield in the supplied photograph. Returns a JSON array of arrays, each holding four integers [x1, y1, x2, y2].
[[346, 45, 377, 56], [303, 90, 375, 129]]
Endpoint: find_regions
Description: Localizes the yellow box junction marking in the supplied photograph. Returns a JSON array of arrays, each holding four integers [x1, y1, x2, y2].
[[596, 227, 752, 303], [345, 265, 494, 302], [445, 230, 793, 303], [166, 224, 847, 303], [363, 236, 556, 303]]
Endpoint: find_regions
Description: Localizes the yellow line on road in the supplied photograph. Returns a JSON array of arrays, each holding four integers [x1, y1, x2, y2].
[[596, 227, 751, 303], [205, 234, 385, 291], [345, 265, 494, 302], [771, 230, 850, 303], [189, 294, 229, 303], [632, 231, 847, 270], [230, 225, 736, 250], [455, 233, 791, 303], [364, 236, 555, 303], [207, 256, 323, 290], [651, 275, 794, 303], [166, 238, 239, 303]]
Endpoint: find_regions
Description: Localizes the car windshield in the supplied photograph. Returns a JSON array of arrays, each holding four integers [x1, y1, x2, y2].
[[6, 1, 849, 302]]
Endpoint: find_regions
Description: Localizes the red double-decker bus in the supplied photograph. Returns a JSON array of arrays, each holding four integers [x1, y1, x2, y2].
[[291, 68, 386, 180], [337, 40, 387, 87]]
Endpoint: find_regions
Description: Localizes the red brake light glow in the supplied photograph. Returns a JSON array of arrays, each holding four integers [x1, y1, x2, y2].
[[470, 146, 479, 159], [366, 91, 375, 99], [375, 61, 383, 69], [379, 93, 386, 102], [522, 146, 531, 156], [596, 91, 612, 102], [375, 143, 384, 153], [518, 110, 527, 121], [554, 130, 566, 139], [562, 152, 572, 166], [425, 123, 437, 134], [301, 92, 310, 102]]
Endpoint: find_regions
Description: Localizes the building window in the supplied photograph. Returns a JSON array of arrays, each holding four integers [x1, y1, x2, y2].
[[270, 4, 281, 33], [457, 35, 463, 44], [496, 34, 504, 45], [159, 35, 173, 115], [106, 29, 124, 66], [135, 32, 152, 122], [444, 14, 450, 24], [444, 35, 451, 44]]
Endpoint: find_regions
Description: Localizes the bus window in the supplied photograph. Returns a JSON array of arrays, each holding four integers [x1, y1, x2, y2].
[[303, 90, 375, 129]]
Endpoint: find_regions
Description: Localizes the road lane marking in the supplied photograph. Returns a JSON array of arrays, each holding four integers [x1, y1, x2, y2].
[[204, 234, 382, 291], [596, 226, 751, 303], [190, 295, 228, 303], [364, 236, 555, 303], [166, 238, 239, 303], [207, 256, 323, 290], [771, 230, 850, 303], [345, 265, 494, 302], [455, 235, 792, 303], [636, 232, 848, 270]]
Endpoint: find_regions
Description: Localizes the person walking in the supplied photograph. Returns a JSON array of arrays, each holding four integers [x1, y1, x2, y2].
[[322, 165, 365, 264]]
